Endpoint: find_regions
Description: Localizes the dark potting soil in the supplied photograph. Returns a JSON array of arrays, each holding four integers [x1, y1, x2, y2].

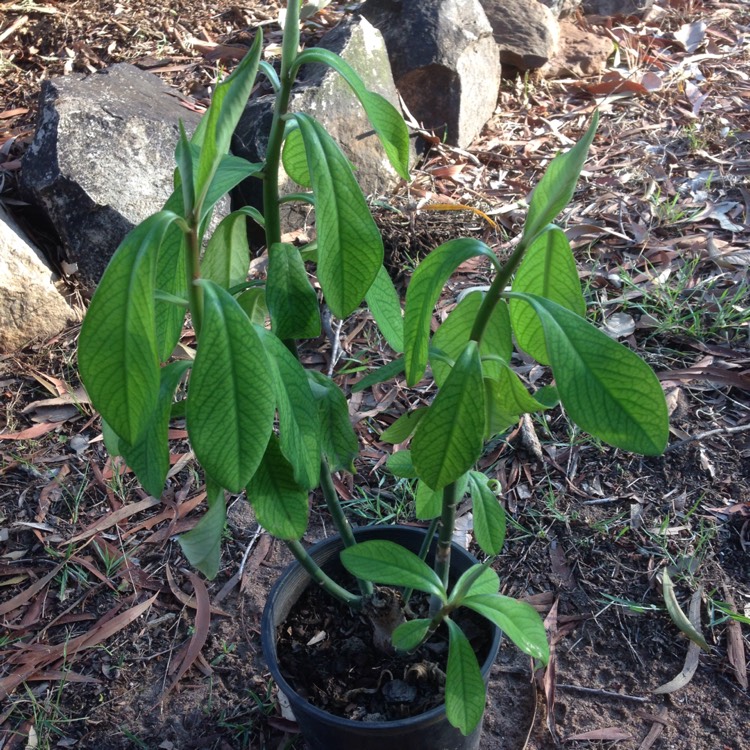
[[275, 580, 494, 723]]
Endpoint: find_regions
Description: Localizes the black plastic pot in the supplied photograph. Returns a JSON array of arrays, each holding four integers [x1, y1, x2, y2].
[[261, 525, 502, 750]]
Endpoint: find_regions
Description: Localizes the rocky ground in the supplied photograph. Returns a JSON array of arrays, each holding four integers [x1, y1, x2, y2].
[[1, 1, 749, 749]]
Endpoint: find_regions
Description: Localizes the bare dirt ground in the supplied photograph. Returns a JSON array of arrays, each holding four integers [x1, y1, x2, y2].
[[1, 1, 749, 749]]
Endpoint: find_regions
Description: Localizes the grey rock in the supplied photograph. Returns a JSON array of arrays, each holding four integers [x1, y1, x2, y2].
[[0, 204, 75, 352], [582, 0, 654, 16], [232, 15, 410, 237], [483, 0, 560, 71], [361, 0, 500, 148], [21, 64, 208, 287], [538, 0, 583, 18]]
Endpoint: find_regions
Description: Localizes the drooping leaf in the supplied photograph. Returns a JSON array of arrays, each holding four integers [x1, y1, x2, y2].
[[266, 242, 321, 339], [510, 226, 585, 364], [352, 356, 405, 393], [79, 211, 179, 444], [247, 434, 309, 540], [463, 593, 550, 663], [365, 265, 404, 352], [449, 564, 500, 606], [468, 471, 506, 555], [386, 449, 418, 479], [201, 156, 263, 224], [392, 618, 432, 652], [412, 341, 485, 490], [293, 47, 411, 179], [341, 541, 447, 601], [509, 294, 669, 455], [380, 408, 427, 444], [178, 480, 226, 579], [119, 360, 191, 497], [257, 327, 320, 490], [445, 618, 486, 736], [282, 127, 310, 187], [522, 112, 598, 245], [307, 371, 358, 473], [404, 239, 500, 385], [294, 113, 383, 318], [430, 291, 512, 386], [483, 364, 550, 437], [187, 281, 275, 492]]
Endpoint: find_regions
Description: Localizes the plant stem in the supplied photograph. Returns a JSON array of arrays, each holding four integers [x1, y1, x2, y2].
[[401, 517, 439, 610], [285, 539, 362, 608], [185, 221, 204, 335], [319, 459, 373, 597], [431, 482, 458, 615]]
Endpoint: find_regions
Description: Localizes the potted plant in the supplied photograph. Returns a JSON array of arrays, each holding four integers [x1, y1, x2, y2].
[[77, 0, 669, 746]]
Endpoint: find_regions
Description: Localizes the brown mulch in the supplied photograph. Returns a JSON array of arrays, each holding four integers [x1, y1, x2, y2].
[[1, 1, 750, 749]]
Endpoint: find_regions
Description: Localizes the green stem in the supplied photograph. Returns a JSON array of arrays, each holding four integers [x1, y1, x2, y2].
[[401, 517, 439, 610], [185, 221, 204, 336], [431, 483, 458, 615], [469, 238, 529, 344], [285, 539, 362, 609]]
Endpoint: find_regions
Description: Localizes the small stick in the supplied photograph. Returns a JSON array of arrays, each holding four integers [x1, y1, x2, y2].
[[0, 14, 28, 44], [557, 683, 649, 703], [665, 422, 750, 452]]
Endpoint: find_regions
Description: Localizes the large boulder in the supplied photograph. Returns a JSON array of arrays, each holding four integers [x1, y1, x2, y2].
[[21, 64, 211, 288], [0, 204, 75, 352], [483, 0, 560, 71], [233, 15, 412, 238], [361, 0, 499, 148]]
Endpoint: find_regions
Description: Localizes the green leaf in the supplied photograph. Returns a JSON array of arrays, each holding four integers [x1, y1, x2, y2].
[[119, 360, 191, 497], [468, 471, 506, 555], [510, 226, 585, 364], [293, 48, 411, 180], [430, 291, 512, 387], [483, 364, 550, 437], [661, 569, 711, 652], [201, 155, 264, 223], [365, 265, 404, 352], [236, 288, 268, 326], [247, 434, 309, 540], [282, 127, 310, 187], [340, 541, 447, 601], [257, 328, 321, 490], [510, 294, 669, 455], [79, 211, 179, 444], [175, 121, 195, 216], [415, 472, 470, 521], [412, 341, 485, 490], [462, 593, 550, 664], [445, 618, 486, 736], [178, 481, 226, 579], [201, 210, 252, 290], [404, 239, 500, 385], [380, 408, 427, 444], [266, 242, 321, 339], [392, 618, 432, 652], [523, 112, 598, 245], [192, 33, 262, 208], [307, 371, 358, 473], [458, 565, 501, 599], [352, 357, 405, 393], [293, 113, 383, 318], [386, 449, 418, 479], [187, 281, 275, 492]]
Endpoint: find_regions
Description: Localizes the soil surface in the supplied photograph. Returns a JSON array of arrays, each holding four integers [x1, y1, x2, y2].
[[1, 1, 749, 749]]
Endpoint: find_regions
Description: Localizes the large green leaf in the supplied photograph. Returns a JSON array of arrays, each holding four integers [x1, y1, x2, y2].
[[192, 32, 262, 208], [445, 618, 486, 736], [187, 281, 275, 492], [79, 211, 179, 444], [256, 328, 320, 490], [201, 155, 263, 223], [178, 480, 226, 579], [510, 294, 668, 455], [404, 239, 500, 385], [281, 127, 310, 188], [307, 371, 359, 473], [201, 208, 262, 290], [462, 594, 549, 663], [365, 265, 404, 352], [341, 541, 447, 601], [430, 291, 512, 387], [468, 472, 506, 556], [522, 112, 598, 245], [293, 47, 411, 180], [293, 113, 383, 318], [118, 361, 191, 497], [247, 434, 309, 540], [510, 226, 585, 364], [266, 242, 321, 339], [412, 341, 485, 491], [449, 564, 500, 605]]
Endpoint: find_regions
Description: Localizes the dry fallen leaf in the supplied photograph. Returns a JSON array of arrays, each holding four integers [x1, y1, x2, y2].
[[566, 727, 632, 742]]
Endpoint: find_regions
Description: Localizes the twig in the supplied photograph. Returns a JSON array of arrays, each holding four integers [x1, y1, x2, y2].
[[238, 524, 264, 578], [0, 14, 28, 44], [665, 422, 750, 452], [557, 683, 650, 703]]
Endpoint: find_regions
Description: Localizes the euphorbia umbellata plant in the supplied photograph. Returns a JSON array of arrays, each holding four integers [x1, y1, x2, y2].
[[78, 0, 668, 735]]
